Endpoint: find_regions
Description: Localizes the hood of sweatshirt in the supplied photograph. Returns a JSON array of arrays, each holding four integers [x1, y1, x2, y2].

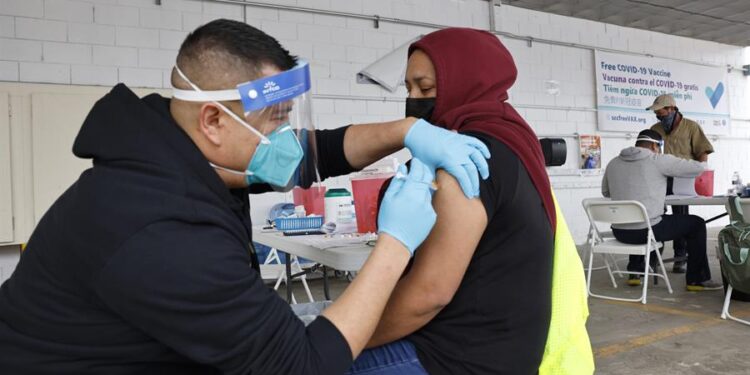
[[618, 146, 654, 162]]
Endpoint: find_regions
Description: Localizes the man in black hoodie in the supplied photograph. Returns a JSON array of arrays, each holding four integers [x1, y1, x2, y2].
[[0, 20, 490, 374]]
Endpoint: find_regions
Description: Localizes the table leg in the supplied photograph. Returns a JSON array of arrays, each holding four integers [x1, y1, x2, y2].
[[322, 265, 330, 300], [284, 251, 293, 303]]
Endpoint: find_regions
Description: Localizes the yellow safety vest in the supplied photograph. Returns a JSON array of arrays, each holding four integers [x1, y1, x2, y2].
[[538, 193, 595, 375]]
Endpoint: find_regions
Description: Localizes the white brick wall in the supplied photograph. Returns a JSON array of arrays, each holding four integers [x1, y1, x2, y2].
[[345, 45, 376, 64], [200, 1, 241, 17], [140, 8, 182, 30], [138, 48, 177, 69], [0, 15, 15, 37], [93, 45, 137, 66], [258, 19, 293, 40], [298, 24, 331, 43], [315, 78, 349, 95], [244, 7, 278, 22], [2, 0, 44, 18], [71, 64, 117, 85], [43, 41, 91, 64], [0, 38, 43, 61], [93, 4, 139, 26], [0, 61, 19, 80], [158, 29, 188, 49], [160, 0, 202, 13], [19, 62, 70, 84], [115, 26, 159, 48], [44, 0, 94, 23], [312, 43, 345, 62], [68, 22, 115, 45], [333, 99, 367, 115], [15, 17, 67, 41], [118, 66, 162, 88], [0, 0, 748, 238]]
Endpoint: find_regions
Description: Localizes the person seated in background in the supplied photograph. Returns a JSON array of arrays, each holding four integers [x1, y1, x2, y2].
[[345, 28, 593, 375], [601, 129, 721, 291]]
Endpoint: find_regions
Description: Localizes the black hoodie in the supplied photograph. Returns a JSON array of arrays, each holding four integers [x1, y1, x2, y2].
[[0, 84, 354, 374]]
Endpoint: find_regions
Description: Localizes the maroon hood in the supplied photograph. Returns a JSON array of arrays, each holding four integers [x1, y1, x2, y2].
[[410, 28, 555, 229]]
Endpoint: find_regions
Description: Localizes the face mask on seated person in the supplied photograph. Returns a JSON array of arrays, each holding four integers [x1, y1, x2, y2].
[[405, 97, 436, 121]]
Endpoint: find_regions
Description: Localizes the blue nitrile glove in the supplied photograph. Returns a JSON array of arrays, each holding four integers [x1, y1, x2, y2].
[[404, 118, 491, 199], [377, 158, 437, 256]]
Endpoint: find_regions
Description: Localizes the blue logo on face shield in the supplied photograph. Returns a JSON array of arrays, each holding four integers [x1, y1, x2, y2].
[[263, 81, 280, 94], [238, 61, 311, 113]]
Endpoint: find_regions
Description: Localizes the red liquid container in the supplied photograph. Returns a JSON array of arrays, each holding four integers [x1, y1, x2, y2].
[[694, 170, 714, 196], [292, 186, 326, 216], [351, 174, 392, 233]]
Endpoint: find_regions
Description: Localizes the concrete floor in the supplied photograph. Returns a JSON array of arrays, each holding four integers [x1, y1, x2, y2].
[[586, 248, 750, 375], [274, 245, 750, 375]]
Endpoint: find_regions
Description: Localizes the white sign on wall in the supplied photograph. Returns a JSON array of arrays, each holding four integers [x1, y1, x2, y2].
[[594, 50, 730, 135]]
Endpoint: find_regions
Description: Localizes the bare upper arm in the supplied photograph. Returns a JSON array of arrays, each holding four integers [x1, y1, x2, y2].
[[402, 169, 489, 306]]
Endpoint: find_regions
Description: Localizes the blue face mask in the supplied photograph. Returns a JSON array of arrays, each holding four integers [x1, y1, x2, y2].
[[657, 111, 676, 133], [245, 124, 304, 187]]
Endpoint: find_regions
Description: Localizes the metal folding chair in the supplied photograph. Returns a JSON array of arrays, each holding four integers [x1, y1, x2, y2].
[[583, 199, 673, 304], [260, 247, 314, 304]]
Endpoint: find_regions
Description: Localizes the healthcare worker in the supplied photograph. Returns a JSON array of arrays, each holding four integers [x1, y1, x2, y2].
[[647, 94, 714, 274], [0, 20, 490, 374]]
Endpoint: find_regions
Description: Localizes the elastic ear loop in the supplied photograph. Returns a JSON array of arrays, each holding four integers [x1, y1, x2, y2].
[[207, 162, 253, 177], [173, 65, 270, 145]]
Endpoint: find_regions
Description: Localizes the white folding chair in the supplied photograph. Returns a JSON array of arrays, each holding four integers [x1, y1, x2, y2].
[[580, 198, 623, 284], [720, 198, 750, 326], [578, 240, 618, 289], [260, 247, 314, 304], [583, 199, 673, 304]]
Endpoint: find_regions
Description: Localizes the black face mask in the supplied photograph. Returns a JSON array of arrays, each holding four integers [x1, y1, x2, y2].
[[656, 111, 676, 134], [405, 97, 436, 121]]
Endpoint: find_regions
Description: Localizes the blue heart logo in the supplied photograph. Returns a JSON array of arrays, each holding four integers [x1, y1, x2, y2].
[[705, 82, 724, 109]]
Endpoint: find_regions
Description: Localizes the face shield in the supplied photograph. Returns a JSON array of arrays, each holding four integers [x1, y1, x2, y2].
[[637, 136, 664, 153], [172, 60, 320, 191]]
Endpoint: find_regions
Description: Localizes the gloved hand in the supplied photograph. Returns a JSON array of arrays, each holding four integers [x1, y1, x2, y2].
[[404, 118, 490, 199], [377, 158, 437, 256]]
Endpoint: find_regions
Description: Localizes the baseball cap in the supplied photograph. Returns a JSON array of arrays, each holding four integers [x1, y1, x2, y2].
[[646, 94, 676, 111]]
